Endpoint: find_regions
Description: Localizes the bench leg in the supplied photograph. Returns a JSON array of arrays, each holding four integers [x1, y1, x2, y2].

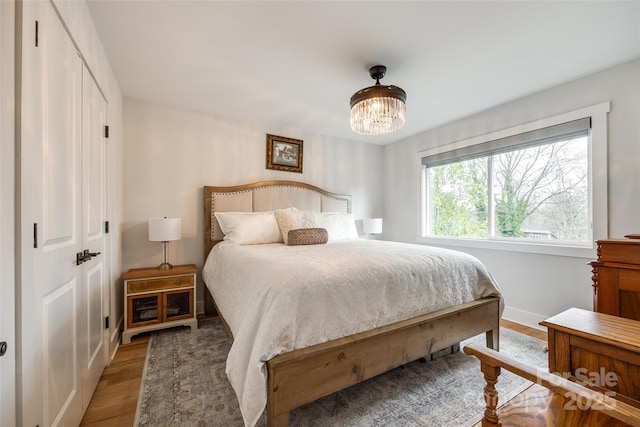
[[481, 362, 502, 426]]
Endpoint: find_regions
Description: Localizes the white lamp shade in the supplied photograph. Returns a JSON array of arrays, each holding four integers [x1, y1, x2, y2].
[[363, 217, 383, 234], [149, 217, 182, 241]]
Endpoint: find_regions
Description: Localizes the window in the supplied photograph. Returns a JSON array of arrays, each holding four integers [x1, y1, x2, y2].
[[417, 103, 609, 257]]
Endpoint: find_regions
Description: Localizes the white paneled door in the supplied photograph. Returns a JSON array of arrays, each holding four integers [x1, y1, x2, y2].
[[20, 2, 108, 426], [81, 68, 108, 413], [21, 2, 84, 425]]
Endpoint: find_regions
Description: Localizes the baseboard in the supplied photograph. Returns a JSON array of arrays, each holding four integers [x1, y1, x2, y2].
[[108, 315, 124, 363], [502, 306, 547, 331], [109, 340, 119, 364]]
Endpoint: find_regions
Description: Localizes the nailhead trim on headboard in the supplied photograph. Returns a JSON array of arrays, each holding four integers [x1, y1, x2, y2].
[[207, 183, 352, 243]]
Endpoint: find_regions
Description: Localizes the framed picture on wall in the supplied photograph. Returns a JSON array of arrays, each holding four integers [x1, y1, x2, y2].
[[266, 134, 303, 173]]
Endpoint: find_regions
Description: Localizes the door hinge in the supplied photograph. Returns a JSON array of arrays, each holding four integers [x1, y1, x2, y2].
[[104, 125, 109, 138], [35, 21, 39, 47], [105, 221, 109, 234], [33, 223, 38, 248], [104, 316, 110, 329]]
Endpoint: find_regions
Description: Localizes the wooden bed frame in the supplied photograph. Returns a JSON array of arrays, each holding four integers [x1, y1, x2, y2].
[[202, 180, 501, 427]]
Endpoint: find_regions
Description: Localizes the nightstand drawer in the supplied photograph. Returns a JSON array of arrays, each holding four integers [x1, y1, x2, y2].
[[127, 275, 194, 293]]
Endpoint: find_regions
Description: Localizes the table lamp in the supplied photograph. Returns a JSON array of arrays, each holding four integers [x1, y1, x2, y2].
[[149, 217, 181, 270]]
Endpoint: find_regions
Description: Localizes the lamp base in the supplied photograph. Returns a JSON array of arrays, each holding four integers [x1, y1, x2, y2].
[[157, 262, 173, 270]]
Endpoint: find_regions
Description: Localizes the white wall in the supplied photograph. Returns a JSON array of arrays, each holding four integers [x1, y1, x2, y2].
[[383, 59, 640, 328], [122, 98, 385, 312]]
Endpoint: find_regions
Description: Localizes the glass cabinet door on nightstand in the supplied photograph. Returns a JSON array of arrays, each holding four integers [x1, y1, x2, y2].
[[121, 265, 198, 344], [164, 289, 193, 321], [128, 293, 162, 328]]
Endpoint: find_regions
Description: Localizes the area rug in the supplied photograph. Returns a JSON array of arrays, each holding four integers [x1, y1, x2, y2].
[[134, 317, 548, 427]]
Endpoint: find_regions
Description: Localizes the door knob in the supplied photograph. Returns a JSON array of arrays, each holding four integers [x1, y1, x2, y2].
[[76, 249, 102, 265], [0, 341, 7, 357], [84, 249, 101, 258]]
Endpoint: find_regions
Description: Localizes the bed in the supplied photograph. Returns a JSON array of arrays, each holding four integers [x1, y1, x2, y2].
[[202, 180, 503, 427]]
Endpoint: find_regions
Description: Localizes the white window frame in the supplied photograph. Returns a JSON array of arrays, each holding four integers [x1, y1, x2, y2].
[[416, 102, 609, 258]]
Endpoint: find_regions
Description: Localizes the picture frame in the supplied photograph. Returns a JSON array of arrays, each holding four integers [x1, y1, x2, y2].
[[266, 134, 303, 173]]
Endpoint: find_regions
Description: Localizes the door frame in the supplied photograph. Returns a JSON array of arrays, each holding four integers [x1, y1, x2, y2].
[[0, 1, 16, 426]]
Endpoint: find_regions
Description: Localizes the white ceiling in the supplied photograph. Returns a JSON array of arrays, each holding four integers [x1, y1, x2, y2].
[[86, 1, 640, 145]]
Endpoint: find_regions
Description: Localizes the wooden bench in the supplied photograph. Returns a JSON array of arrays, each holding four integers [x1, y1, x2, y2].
[[464, 344, 640, 426]]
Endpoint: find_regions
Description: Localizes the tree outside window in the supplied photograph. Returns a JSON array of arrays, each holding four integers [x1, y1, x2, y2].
[[426, 136, 589, 243]]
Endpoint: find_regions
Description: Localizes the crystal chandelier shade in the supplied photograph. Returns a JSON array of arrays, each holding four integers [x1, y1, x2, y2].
[[350, 65, 406, 136]]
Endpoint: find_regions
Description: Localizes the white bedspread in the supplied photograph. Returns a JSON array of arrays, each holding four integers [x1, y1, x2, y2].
[[202, 239, 502, 426]]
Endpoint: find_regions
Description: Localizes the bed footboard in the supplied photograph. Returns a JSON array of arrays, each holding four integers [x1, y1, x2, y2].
[[266, 297, 501, 427]]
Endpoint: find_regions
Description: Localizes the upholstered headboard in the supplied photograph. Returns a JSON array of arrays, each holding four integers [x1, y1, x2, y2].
[[203, 180, 352, 257]]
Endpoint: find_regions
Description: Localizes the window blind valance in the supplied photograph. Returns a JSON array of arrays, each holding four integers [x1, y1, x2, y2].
[[421, 117, 591, 168]]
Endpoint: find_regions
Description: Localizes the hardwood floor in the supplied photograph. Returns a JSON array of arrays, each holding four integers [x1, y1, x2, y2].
[[471, 383, 633, 427], [80, 335, 150, 427], [79, 319, 546, 426], [500, 318, 547, 341]]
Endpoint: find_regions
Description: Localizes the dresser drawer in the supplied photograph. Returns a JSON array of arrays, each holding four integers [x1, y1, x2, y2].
[[127, 275, 194, 293]]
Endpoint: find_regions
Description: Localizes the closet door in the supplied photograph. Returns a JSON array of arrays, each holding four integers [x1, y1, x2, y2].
[[20, 2, 83, 425], [80, 68, 108, 411]]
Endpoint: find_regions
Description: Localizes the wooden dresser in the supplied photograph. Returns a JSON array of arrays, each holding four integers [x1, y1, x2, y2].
[[589, 236, 640, 321]]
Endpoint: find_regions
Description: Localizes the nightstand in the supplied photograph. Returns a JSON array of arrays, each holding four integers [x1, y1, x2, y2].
[[122, 264, 198, 344]]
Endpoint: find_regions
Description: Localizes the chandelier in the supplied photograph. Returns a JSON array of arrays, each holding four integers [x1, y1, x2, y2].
[[350, 65, 407, 135]]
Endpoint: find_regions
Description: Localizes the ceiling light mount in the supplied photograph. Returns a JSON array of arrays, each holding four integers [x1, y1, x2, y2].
[[369, 65, 387, 83], [350, 65, 407, 136]]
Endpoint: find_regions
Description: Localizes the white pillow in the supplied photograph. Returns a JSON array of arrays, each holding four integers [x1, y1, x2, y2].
[[274, 207, 318, 245], [214, 211, 283, 245], [314, 212, 359, 241]]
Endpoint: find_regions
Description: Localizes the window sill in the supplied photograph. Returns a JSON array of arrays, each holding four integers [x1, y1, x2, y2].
[[416, 236, 596, 259]]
